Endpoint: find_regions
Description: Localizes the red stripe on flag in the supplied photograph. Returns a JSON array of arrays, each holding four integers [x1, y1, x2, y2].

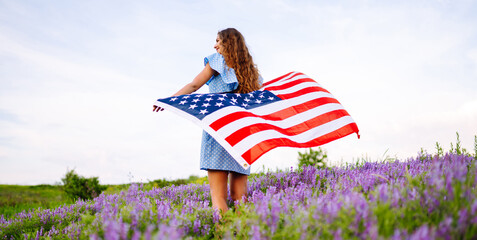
[[261, 72, 300, 87], [276, 86, 330, 100], [209, 97, 340, 131], [264, 78, 316, 91], [225, 109, 352, 146], [241, 123, 360, 164]]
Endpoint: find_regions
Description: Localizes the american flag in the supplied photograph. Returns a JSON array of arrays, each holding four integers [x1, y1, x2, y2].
[[155, 72, 359, 170]]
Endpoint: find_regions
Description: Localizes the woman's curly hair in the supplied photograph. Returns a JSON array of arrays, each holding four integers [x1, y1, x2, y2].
[[217, 28, 261, 94]]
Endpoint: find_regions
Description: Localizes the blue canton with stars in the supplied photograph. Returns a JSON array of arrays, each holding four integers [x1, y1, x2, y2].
[[157, 90, 282, 120]]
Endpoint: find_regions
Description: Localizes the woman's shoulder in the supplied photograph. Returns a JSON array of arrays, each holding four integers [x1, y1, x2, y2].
[[204, 53, 228, 73], [203, 53, 238, 89], [204, 52, 224, 65]]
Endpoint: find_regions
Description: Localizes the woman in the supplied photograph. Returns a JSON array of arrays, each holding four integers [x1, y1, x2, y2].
[[153, 28, 262, 213]]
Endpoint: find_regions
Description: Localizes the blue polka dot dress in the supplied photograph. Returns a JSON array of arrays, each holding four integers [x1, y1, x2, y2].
[[200, 53, 250, 175]]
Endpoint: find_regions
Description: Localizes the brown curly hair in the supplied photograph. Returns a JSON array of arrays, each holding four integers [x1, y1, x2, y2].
[[217, 28, 261, 94]]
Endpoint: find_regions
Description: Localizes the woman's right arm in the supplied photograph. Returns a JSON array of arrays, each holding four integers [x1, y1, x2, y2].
[[153, 63, 215, 112], [171, 63, 214, 96]]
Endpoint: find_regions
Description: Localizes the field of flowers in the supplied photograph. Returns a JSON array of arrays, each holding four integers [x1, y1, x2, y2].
[[1, 151, 476, 239]]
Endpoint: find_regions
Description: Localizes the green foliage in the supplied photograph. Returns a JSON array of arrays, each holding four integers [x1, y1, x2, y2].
[[101, 184, 130, 195], [474, 135, 477, 159], [433, 132, 474, 158], [451, 132, 470, 156], [297, 147, 327, 170], [61, 170, 106, 201], [455, 132, 462, 155], [148, 175, 207, 189], [435, 142, 443, 157], [418, 148, 428, 161]]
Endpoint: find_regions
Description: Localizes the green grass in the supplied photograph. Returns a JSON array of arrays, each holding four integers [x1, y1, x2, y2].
[[0, 184, 71, 218]]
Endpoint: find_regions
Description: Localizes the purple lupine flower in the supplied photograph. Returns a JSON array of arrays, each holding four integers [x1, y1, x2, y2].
[[388, 186, 401, 207], [250, 225, 262, 240], [212, 209, 221, 224], [458, 209, 468, 227], [156, 200, 171, 221], [268, 195, 281, 234], [202, 224, 210, 236], [367, 224, 379, 240], [333, 228, 343, 240], [409, 224, 436, 240], [144, 225, 154, 240], [103, 220, 120, 240], [407, 187, 418, 201], [37, 226, 43, 239], [471, 199, 477, 216], [390, 229, 402, 240], [160, 223, 186, 239], [377, 183, 389, 203], [436, 217, 452, 239], [131, 229, 141, 240], [445, 177, 454, 199], [193, 218, 201, 234]]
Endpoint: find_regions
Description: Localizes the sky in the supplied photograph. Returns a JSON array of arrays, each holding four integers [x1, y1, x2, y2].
[[1, 0, 476, 185]]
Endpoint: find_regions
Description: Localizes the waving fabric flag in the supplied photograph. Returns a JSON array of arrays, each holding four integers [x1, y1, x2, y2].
[[154, 72, 359, 170]]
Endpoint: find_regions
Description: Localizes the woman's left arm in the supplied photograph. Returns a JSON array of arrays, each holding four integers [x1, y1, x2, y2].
[[153, 63, 215, 112]]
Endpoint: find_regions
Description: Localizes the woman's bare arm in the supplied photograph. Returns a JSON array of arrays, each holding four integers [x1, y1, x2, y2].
[[153, 63, 215, 112], [172, 63, 214, 96]]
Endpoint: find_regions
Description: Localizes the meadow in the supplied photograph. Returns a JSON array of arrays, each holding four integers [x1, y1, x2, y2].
[[0, 185, 69, 218], [1, 139, 476, 239], [0, 177, 205, 219]]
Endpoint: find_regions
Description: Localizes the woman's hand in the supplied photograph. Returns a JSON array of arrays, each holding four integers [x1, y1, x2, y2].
[[153, 105, 164, 112]]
